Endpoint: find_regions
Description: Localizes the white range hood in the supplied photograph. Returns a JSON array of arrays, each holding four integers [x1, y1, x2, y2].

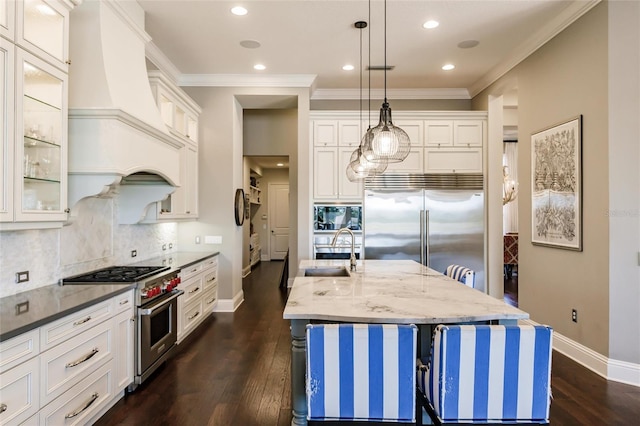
[[67, 0, 181, 224]]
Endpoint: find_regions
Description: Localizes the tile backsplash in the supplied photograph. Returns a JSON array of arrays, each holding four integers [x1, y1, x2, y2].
[[0, 197, 177, 298]]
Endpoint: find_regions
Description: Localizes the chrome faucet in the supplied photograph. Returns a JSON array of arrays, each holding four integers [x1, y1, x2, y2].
[[331, 227, 357, 272]]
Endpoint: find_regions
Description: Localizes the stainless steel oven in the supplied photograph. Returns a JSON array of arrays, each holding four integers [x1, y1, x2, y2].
[[137, 289, 181, 385], [61, 265, 183, 392]]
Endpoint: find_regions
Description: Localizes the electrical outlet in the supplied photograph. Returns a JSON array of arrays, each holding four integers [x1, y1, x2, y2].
[[168, 243, 173, 249], [572, 309, 578, 323], [15, 271, 29, 283], [131, 250, 137, 258], [162, 244, 167, 251], [195, 236, 201, 244]]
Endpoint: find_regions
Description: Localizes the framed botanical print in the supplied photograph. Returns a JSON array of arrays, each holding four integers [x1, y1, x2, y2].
[[531, 115, 582, 251]]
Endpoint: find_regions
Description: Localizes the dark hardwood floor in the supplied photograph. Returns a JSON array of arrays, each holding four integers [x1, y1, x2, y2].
[[504, 272, 518, 307], [95, 261, 640, 426]]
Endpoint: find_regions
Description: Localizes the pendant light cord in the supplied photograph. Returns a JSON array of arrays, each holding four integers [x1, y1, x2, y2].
[[368, 0, 371, 129], [384, 0, 387, 103]]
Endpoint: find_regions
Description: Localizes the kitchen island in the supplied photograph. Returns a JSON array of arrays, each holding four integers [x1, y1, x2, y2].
[[283, 259, 528, 425]]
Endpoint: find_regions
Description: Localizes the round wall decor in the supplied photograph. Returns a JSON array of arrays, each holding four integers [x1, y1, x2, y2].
[[234, 188, 245, 226]]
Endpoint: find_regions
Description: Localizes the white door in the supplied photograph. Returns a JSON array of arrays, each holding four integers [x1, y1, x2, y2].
[[269, 183, 289, 260]]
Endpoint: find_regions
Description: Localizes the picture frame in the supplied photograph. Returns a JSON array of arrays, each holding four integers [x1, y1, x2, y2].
[[531, 115, 582, 251]]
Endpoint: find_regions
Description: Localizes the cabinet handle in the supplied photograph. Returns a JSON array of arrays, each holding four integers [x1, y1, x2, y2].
[[65, 392, 98, 419], [188, 287, 200, 294], [0, 403, 7, 414], [206, 297, 216, 305], [188, 311, 200, 320], [207, 276, 216, 283], [73, 316, 91, 326], [186, 211, 190, 214], [190, 268, 198, 273], [64, 208, 70, 213], [119, 299, 129, 305], [66, 348, 99, 368], [65, 59, 72, 65]]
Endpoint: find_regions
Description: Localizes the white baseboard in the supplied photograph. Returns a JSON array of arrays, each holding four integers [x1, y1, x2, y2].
[[242, 265, 251, 278], [214, 290, 244, 312], [522, 319, 639, 387]]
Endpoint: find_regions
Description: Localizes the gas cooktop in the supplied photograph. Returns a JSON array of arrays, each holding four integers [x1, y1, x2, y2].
[[61, 265, 170, 284]]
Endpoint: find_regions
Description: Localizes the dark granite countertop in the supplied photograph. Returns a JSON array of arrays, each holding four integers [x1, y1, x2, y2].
[[0, 251, 219, 343]]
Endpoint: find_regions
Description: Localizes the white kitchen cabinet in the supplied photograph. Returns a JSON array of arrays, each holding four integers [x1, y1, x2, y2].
[[177, 255, 218, 343], [424, 147, 483, 173], [453, 120, 484, 147], [385, 147, 424, 173], [0, 0, 15, 41], [148, 71, 200, 221], [0, 290, 133, 426], [0, 356, 39, 425], [1, 0, 73, 229], [338, 147, 362, 199], [15, 0, 70, 72], [394, 120, 423, 146], [338, 120, 361, 147], [313, 120, 338, 147], [424, 120, 454, 147], [313, 147, 338, 199]]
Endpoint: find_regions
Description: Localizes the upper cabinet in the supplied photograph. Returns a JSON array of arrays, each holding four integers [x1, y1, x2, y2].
[[147, 71, 201, 221], [15, 0, 70, 72], [310, 112, 487, 202], [1, 0, 73, 229], [312, 119, 363, 200]]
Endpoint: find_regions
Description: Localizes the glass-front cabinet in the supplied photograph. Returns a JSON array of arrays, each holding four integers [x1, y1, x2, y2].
[[0, 37, 14, 222], [16, 0, 69, 71], [14, 48, 67, 221]]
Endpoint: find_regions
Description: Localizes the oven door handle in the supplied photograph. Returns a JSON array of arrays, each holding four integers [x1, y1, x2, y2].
[[139, 290, 184, 316]]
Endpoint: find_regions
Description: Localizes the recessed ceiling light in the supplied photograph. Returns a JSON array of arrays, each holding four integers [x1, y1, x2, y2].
[[276, 163, 284, 167], [423, 20, 439, 29], [231, 6, 247, 16], [442, 64, 455, 71], [254, 64, 266, 71], [342, 64, 354, 71], [458, 40, 480, 49], [240, 40, 261, 49]]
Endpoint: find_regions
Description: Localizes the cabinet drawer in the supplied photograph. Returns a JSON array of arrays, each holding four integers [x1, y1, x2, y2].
[[181, 298, 204, 338], [40, 299, 113, 351], [201, 256, 218, 272], [181, 275, 204, 305], [0, 329, 39, 374], [113, 290, 134, 314], [385, 148, 424, 173], [0, 357, 39, 426], [203, 269, 217, 291], [38, 360, 114, 426], [180, 262, 203, 281], [40, 320, 113, 406], [202, 287, 218, 314]]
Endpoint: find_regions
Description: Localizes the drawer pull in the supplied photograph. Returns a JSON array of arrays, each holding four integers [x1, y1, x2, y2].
[[73, 316, 92, 326], [66, 348, 99, 368], [119, 300, 129, 305], [188, 287, 200, 294], [206, 297, 216, 305], [206, 276, 216, 283], [0, 403, 7, 414], [65, 392, 99, 419], [188, 311, 200, 321], [190, 268, 198, 273]]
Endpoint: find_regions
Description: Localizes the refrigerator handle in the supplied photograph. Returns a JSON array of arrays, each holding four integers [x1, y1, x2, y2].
[[425, 210, 430, 267], [420, 210, 425, 265]]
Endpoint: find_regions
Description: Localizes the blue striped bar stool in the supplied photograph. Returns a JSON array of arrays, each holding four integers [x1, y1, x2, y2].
[[417, 324, 553, 425], [306, 323, 418, 423], [445, 264, 475, 288]]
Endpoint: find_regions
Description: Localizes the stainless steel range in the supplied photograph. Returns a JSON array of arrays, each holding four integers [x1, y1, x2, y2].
[[61, 265, 183, 391]]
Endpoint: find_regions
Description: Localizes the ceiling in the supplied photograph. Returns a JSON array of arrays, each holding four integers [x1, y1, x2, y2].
[[138, 1, 597, 99]]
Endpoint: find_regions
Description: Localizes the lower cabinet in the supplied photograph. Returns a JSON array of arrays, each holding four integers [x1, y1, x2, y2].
[[177, 255, 218, 344], [0, 289, 134, 426]]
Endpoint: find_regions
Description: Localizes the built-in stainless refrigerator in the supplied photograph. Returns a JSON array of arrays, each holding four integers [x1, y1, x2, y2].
[[364, 174, 485, 291]]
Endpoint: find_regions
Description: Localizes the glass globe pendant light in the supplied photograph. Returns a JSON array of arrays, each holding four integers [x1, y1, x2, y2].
[[347, 19, 387, 181], [361, 0, 411, 164]]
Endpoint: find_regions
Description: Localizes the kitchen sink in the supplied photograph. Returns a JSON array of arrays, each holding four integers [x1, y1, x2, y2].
[[304, 266, 350, 277]]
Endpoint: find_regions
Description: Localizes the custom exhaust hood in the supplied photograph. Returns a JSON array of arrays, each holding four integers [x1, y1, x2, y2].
[[67, 0, 180, 224]]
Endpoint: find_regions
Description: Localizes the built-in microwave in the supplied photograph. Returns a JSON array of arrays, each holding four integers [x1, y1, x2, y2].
[[314, 204, 362, 231]]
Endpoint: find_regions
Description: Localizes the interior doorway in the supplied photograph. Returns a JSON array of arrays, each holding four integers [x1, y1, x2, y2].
[[269, 183, 289, 260], [502, 88, 519, 307]]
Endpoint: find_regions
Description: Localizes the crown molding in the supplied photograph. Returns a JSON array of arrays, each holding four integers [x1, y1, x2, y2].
[[178, 73, 317, 88], [310, 88, 470, 100], [469, 0, 601, 97], [145, 42, 182, 85]]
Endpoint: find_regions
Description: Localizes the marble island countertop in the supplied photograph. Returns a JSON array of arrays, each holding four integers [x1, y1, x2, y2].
[[283, 259, 528, 324]]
